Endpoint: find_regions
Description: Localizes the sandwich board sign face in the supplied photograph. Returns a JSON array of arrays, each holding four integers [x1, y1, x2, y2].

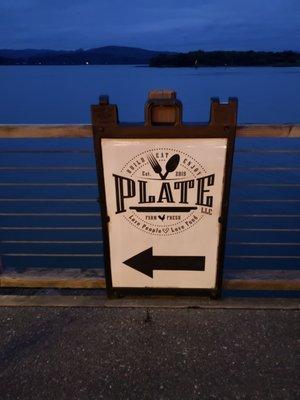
[[92, 93, 237, 297]]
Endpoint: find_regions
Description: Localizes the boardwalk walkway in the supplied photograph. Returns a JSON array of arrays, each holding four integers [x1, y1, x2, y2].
[[0, 297, 298, 400]]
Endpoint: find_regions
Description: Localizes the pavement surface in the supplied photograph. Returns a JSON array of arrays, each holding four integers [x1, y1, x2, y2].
[[0, 304, 299, 400]]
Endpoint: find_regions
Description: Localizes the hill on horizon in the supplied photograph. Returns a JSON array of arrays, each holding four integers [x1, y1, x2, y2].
[[0, 45, 167, 65]]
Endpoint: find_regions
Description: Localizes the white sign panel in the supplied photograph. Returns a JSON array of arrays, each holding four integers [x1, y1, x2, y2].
[[101, 138, 227, 289]]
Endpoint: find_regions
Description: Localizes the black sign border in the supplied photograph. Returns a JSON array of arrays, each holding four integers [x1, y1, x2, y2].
[[92, 97, 237, 298]]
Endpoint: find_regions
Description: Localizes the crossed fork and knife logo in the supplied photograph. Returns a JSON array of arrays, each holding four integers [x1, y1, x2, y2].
[[147, 153, 180, 180]]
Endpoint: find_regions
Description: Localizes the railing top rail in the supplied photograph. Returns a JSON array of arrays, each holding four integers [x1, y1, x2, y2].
[[0, 124, 299, 138]]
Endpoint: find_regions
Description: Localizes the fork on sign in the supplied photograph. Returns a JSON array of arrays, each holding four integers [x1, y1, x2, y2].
[[147, 153, 164, 179]]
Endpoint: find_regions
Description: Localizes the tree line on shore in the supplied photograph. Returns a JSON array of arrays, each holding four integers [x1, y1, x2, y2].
[[0, 46, 161, 65], [1, 47, 299, 67], [149, 50, 300, 67]]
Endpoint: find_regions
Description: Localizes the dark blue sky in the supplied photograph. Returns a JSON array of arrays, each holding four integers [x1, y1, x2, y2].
[[1, 0, 299, 51]]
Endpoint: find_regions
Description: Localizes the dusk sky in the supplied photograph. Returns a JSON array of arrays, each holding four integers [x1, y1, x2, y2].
[[0, 0, 299, 51]]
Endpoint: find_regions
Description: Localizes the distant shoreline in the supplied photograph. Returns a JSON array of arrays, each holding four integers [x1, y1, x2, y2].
[[1, 64, 300, 68], [1, 47, 299, 67], [150, 50, 300, 68]]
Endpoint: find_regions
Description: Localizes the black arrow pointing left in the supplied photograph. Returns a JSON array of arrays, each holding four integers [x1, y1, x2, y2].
[[123, 247, 205, 278]]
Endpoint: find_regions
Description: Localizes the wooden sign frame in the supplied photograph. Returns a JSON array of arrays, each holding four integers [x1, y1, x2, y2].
[[92, 91, 237, 298]]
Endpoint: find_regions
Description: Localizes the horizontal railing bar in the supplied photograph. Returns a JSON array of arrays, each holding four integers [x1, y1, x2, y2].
[[0, 213, 100, 216], [1, 167, 300, 172], [0, 264, 104, 268], [234, 150, 300, 153], [0, 150, 93, 154], [1, 198, 300, 203], [3, 253, 299, 259], [0, 227, 101, 230], [2, 240, 103, 244], [3, 213, 299, 217], [1, 183, 299, 188], [1, 149, 300, 154], [2, 184, 299, 189], [4, 183, 299, 188], [7, 240, 300, 245], [5, 240, 298, 245], [231, 184, 300, 187], [0, 183, 97, 186], [0, 166, 300, 171], [227, 242, 300, 246], [229, 228, 300, 231], [0, 227, 298, 232], [0, 167, 96, 170], [0, 124, 93, 138], [1, 199, 298, 204], [0, 199, 299, 204], [0, 124, 299, 137], [231, 214, 300, 218], [237, 125, 300, 137], [3, 241, 299, 246], [0, 265, 105, 276], [234, 199, 300, 203], [227, 255, 300, 259], [0, 269, 299, 291], [4, 241, 298, 246], [1, 213, 298, 217], [3, 254, 103, 257], [0, 198, 97, 202], [235, 167, 300, 171]]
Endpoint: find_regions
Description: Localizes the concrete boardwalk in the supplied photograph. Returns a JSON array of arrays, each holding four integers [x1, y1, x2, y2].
[[0, 298, 299, 400]]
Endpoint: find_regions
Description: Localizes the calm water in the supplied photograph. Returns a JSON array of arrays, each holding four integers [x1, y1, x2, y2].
[[0, 65, 300, 124]]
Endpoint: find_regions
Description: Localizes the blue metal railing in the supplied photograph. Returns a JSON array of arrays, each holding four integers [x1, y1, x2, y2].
[[0, 136, 299, 275]]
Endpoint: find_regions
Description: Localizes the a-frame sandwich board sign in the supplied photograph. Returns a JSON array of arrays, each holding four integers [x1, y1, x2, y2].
[[92, 90, 237, 298]]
